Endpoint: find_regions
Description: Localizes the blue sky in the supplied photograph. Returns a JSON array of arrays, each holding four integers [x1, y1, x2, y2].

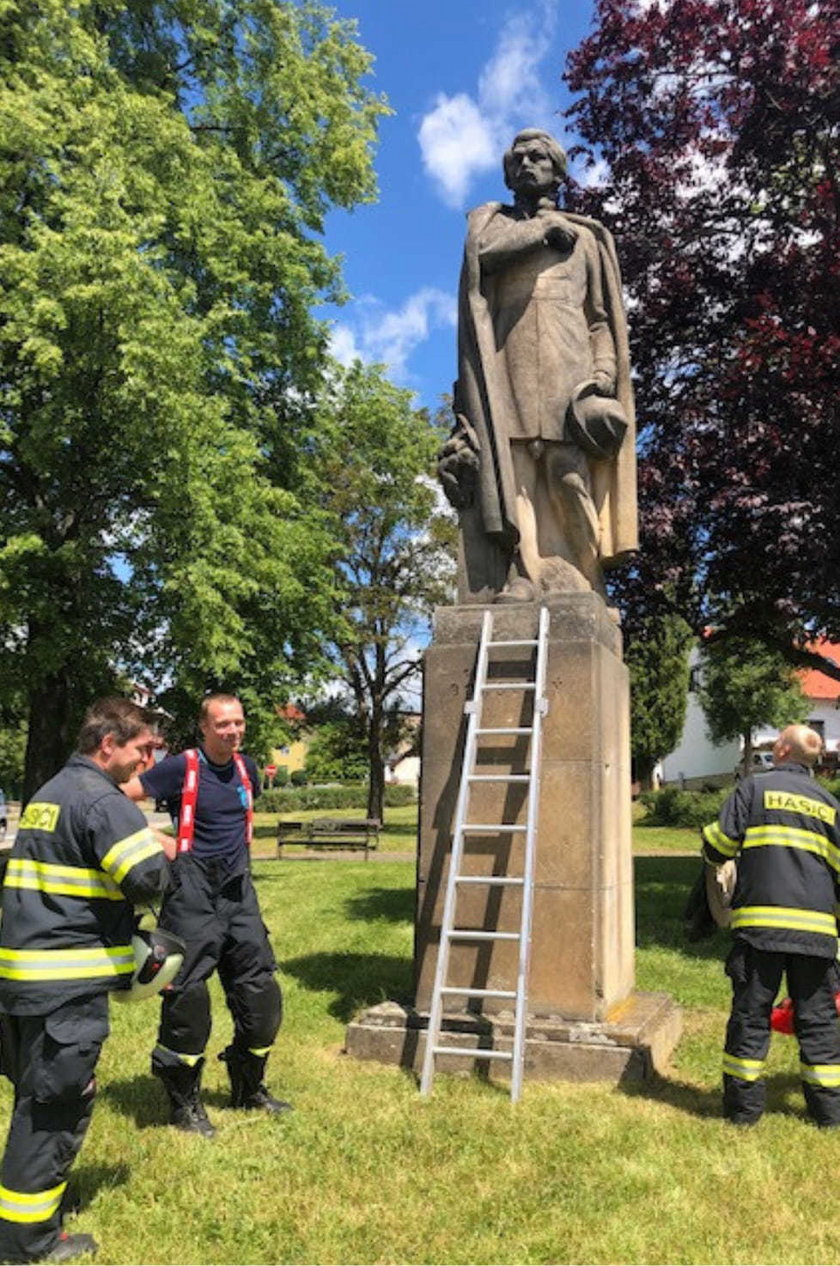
[[321, 0, 598, 414]]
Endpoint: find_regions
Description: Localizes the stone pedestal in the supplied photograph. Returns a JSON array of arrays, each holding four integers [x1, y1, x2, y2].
[[345, 595, 681, 1083]]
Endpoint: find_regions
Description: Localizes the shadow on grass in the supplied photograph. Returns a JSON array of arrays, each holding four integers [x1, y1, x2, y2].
[[634, 854, 730, 961], [343, 886, 415, 924], [281, 951, 413, 1022], [621, 1069, 810, 1123], [66, 1161, 131, 1213], [102, 1074, 166, 1128]]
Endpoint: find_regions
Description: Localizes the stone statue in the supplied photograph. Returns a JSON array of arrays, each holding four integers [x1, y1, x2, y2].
[[438, 128, 638, 603]]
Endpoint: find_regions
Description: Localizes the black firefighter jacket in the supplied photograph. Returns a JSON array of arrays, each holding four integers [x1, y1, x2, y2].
[[0, 755, 169, 1013], [702, 761, 840, 958]]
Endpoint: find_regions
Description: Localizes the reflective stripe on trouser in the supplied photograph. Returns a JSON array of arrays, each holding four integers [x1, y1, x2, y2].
[[153, 856, 281, 1066], [723, 940, 840, 1126], [0, 996, 108, 1263]]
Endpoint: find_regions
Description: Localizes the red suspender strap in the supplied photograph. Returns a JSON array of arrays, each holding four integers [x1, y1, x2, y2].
[[233, 753, 253, 847], [177, 749, 200, 854]]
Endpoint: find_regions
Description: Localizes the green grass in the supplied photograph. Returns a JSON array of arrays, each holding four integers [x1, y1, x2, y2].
[[31, 835, 840, 1263]]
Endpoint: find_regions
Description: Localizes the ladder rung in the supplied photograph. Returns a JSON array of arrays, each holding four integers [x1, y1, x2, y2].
[[447, 929, 520, 941], [439, 987, 517, 998], [454, 875, 524, 886], [431, 1046, 513, 1060], [481, 682, 536, 691], [487, 639, 538, 648], [468, 773, 530, 782], [475, 727, 532, 735], [461, 823, 527, 833]]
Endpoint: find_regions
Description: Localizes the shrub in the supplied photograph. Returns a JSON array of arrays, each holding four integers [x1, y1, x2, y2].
[[384, 784, 416, 807], [273, 766, 289, 787], [638, 784, 727, 830], [290, 768, 308, 787], [257, 782, 417, 814]]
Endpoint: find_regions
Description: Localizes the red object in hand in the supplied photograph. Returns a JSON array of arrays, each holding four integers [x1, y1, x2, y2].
[[771, 997, 795, 1034], [771, 990, 840, 1035]]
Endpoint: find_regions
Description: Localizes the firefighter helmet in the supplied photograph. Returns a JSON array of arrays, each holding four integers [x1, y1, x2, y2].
[[115, 925, 186, 1003]]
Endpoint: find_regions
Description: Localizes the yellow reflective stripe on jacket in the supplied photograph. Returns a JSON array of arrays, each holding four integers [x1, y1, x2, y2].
[[723, 1053, 765, 1082], [764, 790, 837, 825], [730, 906, 837, 936], [249, 1045, 273, 1057], [4, 858, 123, 902], [0, 945, 134, 982], [0, 1181, 67, 1224], [801, 1063, 840, 1087], [702, 820, 740, 858], [743, 824, 840, 874], [100, 828, 162, 885], [17, 803, 60, 834]]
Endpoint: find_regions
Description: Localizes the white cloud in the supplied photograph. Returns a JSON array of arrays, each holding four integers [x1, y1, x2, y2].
[[418, 95, 496, 209], [329, 323, 364, 368], [418, 0, 560, 208], [329, 286, 457, 381]]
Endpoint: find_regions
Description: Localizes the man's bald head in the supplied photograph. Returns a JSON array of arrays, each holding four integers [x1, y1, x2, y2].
[[773, 725, 823, 768]]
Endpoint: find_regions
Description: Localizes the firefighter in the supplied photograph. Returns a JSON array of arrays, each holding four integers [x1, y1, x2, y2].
[[123, 693, 288, 1138], [701, 724, 840, 1127], [0, 698, 174, 1264]]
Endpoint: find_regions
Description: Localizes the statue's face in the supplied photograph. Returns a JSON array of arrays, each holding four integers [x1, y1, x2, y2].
[[508, 140, 557, 198]]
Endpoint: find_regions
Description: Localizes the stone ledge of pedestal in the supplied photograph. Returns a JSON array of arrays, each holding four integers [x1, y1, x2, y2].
[[344, 992, 682, 1085]]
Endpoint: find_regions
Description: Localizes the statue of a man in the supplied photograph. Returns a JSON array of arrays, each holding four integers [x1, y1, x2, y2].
[[439, 128, 637, 603]]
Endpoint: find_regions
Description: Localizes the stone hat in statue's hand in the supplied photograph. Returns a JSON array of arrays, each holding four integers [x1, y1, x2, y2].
[[565, 380, 628, 461]]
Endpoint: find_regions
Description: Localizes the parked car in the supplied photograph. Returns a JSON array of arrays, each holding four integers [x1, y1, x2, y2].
[[0, 787, 6, 845], [734, 751, 774, 780]]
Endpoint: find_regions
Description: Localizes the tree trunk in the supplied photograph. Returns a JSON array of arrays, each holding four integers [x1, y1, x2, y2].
[[634, 754, 657, 791], [741, 729, 753, 778], [23, 670, 74, 807], [366, 705, 385, 823]]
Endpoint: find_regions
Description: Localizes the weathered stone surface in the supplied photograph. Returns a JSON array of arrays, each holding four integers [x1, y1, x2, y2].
[[345, 991, 682, 1084], [416, 595, 634, 1022]]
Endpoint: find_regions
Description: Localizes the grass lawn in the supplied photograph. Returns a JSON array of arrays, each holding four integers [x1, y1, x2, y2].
[[13, 812, 838, 1264]]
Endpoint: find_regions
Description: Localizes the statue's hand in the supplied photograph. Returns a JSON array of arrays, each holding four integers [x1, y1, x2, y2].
[[438, 415, 480, 510], [542, 218, 578, 254], [593, 368, 617, 397]]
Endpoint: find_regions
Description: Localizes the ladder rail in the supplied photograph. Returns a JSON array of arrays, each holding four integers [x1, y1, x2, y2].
[[510, 604, 550, 1101]]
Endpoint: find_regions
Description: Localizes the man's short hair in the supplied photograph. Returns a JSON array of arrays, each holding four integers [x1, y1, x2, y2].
[[198, 693, 242, 724], [781, 724, 823, 767], [503, 128, 568, 190], [77, 697, 154, 754]]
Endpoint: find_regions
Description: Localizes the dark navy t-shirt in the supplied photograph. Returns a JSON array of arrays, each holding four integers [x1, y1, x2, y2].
[[139, 749, 261, 868]]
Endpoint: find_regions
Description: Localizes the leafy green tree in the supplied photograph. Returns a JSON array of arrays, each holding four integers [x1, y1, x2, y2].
[[311, 362, 456, 820], [625, 613, 693, 790], [0, 1, 387, 800], [697, 638, 809, 769]]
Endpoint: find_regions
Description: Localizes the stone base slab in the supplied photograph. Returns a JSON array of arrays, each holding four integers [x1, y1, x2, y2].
[[344, 990, 682, 1085]]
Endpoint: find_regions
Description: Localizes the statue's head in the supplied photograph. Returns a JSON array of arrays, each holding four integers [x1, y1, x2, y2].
[[503, 129, 567, 198]]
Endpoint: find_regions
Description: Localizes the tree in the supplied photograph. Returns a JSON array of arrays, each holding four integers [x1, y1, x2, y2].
[[0, 1, 388, 799], [312, 362, 455, 820], [696, 637, 808, 766], [565, 0, 840, 672], [625, 612, 693, 789]]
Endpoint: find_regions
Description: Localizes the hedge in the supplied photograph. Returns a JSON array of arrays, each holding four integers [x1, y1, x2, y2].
[[257, 783, 416, 813], [638, 784, 728, 830]]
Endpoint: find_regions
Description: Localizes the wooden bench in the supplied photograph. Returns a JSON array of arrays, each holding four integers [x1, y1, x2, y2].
[[276, 817, 381, 860]]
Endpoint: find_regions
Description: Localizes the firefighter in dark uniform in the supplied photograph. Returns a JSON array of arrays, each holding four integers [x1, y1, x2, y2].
[[124, 693, 288, 1139], [0, 698, 173, 1264], [702, 723, 840, 1127]]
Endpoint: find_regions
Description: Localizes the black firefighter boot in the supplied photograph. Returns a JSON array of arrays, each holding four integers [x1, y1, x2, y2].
[[156, 1057, 217, 1139], [219, 1045, 293, 1115]]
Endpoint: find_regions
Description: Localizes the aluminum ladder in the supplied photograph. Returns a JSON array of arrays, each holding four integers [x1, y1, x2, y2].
[[419, 604, 550, 1102]]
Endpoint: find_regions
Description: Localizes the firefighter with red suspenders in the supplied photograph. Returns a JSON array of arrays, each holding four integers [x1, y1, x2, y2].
[[124, 693, 289, 1137]]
